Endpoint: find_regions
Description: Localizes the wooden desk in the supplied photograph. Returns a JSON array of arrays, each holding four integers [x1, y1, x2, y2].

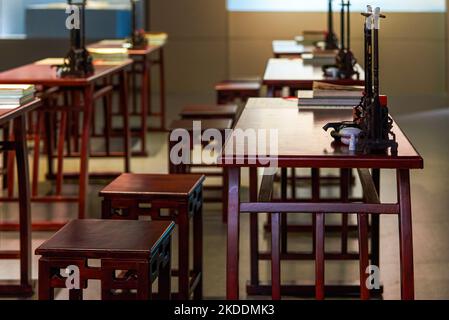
[[272, 40, 314, 58], [89, 37, 167, 157], [263, 58, 365, 95], [0, 99, 42, 296], [0, 59, 132, 227], [220, 98, 423, 300]]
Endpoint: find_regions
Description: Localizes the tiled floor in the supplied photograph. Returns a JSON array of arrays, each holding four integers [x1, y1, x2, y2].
[[0, 93, 448, 300]]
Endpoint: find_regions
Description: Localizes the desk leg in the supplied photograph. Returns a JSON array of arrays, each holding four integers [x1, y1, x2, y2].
[[140, 56, 149, 154], [119, 70, 131, 173], [280, 168, 288, 254], [371, 169, 380, 267], [79, 86, 93, 219], [315, 213, 325, 300], [397, 169, 414, 300], [14, 115, 32, 291], [159, 48, 166, 130], [249, 168, 259, 286], [227, 167, 240, 300], [271, 212, 281, 300]]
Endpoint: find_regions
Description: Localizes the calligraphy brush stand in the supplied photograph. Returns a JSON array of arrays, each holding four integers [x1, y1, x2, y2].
[[57, 0, 94, 77], [324, 0, 339, 50], [128, 0, 148, 49], [356, 8, 397, 155], [323, 6, 398, 156], [323, 1, 359, 80]]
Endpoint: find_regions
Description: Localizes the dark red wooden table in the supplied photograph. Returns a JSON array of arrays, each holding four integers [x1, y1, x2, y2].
[[263, 58, 365, 95], [0, 98, 42, 296], [219, 98, 423, 300], [89, 36, 167, 157], [0, 58, 132, 229]]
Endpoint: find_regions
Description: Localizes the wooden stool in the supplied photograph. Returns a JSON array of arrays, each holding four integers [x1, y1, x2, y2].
[[99, 173, 205, 300], [215, 80, 261, 105], [169, 119, 232, 223], [180, 104, 238, 122], [35, 219, 174, 300]]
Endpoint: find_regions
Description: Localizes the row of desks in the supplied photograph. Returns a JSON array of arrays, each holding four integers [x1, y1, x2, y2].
[[219, 40, 423, 300], [0, 37, 167, 295]]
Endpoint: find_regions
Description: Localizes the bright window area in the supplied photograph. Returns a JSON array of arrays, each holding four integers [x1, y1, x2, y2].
[[0, 0, 140, 39], [227, 0, 446, 12]]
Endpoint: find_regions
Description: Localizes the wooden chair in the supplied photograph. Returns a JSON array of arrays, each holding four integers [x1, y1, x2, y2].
[[99, 173, 205, 300], [36, 219, 174, 300]]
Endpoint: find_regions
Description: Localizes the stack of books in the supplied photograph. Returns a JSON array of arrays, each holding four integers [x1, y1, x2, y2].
[[145, 32, 168, 46], [302, 49, 337, 66], [88, 47, 129, 61], [298, 82, 364, 107], [0, 84, 36, 107]]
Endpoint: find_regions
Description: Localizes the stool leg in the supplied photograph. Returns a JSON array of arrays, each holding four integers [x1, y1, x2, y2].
[[38, 258, 54, 300], [101, 199, 112, 219], [178, 207, 190, 300], [159, 239, 172, 300], [69, 289, 83, 301], [137, 261, 151, 300], [358, 213, 370, 300], [193, 193, 203, 300], [315, 213, 325, 300]]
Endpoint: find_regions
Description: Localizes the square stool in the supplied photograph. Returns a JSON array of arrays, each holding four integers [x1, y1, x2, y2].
[[215, 79, 261, 105], [35, 219, 174, 300], [99, 173, 205, 300]]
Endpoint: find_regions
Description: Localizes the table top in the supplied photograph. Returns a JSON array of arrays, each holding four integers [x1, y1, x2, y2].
[[219, 98, 423, 169], [272, 40, 314, 56], [263, 58, 365, 89], [35, 219, 175, 259], [0, 58, 133, 87], [0, 98, 42, 125], [100, 173, 206, 198]]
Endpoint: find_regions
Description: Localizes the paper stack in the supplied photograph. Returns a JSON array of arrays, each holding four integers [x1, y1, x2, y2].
[[88, 47, 129, 61], [303, 48, 338, 65], [0, 84, 36, 107], [298, 82, 364, 107]]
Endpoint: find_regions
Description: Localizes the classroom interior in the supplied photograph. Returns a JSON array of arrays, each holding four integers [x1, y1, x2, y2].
[[0, 0, 448, 301]]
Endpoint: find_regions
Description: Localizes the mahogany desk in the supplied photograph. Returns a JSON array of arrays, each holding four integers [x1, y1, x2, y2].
[[0, 99, 42, 296], [89, 37, 167, 157], [220, 98, 423, 300], [263, 58, 366, 260], [263, 58, 365, 96], [272, 40, 314, 58], [0, 59, 132, 229]]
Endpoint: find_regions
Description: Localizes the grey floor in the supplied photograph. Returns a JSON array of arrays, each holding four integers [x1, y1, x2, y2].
[[0, 93, 448, 300]]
